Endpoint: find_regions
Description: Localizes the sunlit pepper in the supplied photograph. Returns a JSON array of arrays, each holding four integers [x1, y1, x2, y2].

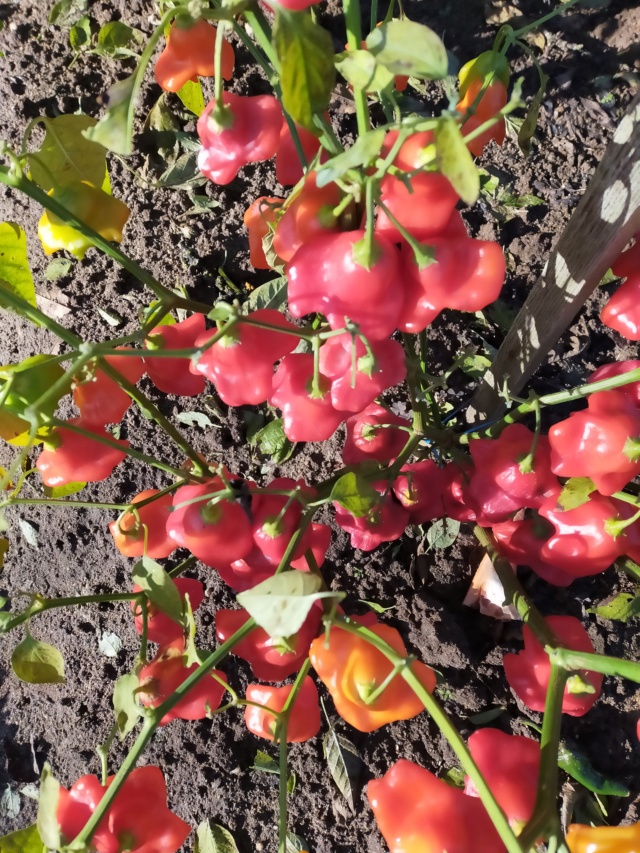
[[566, 821, 640, 853], [38, 181, 130, 260], [154, 18, 234, 92], [244, 676, 321, 742]]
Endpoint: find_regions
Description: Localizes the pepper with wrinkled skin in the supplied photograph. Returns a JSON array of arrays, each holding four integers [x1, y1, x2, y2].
[[309, 621, 435, 731], [244, 676, 321, 742], [154, 18, 234, 93]]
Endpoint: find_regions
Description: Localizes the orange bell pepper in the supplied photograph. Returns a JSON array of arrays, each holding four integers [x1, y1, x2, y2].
[[308, 621, 436, 732], [566, 822, 640, 853], [243, 196, 284, 269], [154, 19, 234, 93]]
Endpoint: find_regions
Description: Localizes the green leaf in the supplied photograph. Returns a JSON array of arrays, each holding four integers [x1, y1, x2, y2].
[[11, 631, 65, 684], [316, 128, 386, 188], [43, 481, 86, 498], [49, 0, 89, 26], [182, 591, 201, 667], [285, 833, 309, 853], [249, 418, 295, 463], [323, 723, 360, 811], [499, 193, 546, 209], [558, 740, 630, 796], [157, 150, 206, 189], [426, 517, 460, 550], [0, 223, 37, 315], [0, 824, 45, 853], [36, 766, 60, 851], [29, 115, 107, 192], [131, 556, 184, 625], [148, 95, 180, 134], [558, 477, 596, 511], [97, 21, 142, 57], [335, 49, 394, 91], [458, 348, 491, 379], [365, 19, 447, 80], [69, 15, 92, 52], [83, 74, 136, 156], [175, 411, 217, 429], [98, 631, 122, 657], [0, 787, 20, 820], [176, 80, 206, 116], [358, 599, 395, 614], [518, 72, 549, 157], [251, 750, 279, 774], [588, 590, 640, 622], [194, 821, 240, 853], [246, 276, 288, 311], [273, 10, 336, 131], [237, 572, 339, 639], [44, 258, 73, 281], [467, 706, 506, 725], [435, 116, 479, 206], [0, 354, 66, 420], [113, 671, 142, 739], [442, 766, 466, 787], [330, 472, 379, 518], [18, 518, 38, 549]]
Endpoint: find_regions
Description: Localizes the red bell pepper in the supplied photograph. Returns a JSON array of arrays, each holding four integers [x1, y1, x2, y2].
[[132, 577, 204, 646], [144, 314, 206, 397], [503, 616, 603, 716], [244, 676, 321, 742], [36, 418, 129, 487], [601, 275, 640, 340], [392, 460, 453, 525], [334, 482, 410, 551], [342, 403, 409, 466], [275, 120, 322, 186], [73, 348, 145, 427], [272, 171, 340, 263], [109, 489, 175, 559]]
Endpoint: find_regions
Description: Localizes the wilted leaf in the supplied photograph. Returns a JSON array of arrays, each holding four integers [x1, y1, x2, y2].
[[249, 418, 295, 463], [251, 750, 279, 774], [131, 556, 183, 624], [36, 766, 60, 851], [44, 258, 73, 281], [463, 553, 520, 621], [323, 723, 360, 811], [330, 472, 379, 518], [0, 538, 8, 571], [0, 223, 37, 316], [467, 706, 506, 725], [0, 787, 20, 820], [158, 150, 206, 189], [18, 519, 39, 549], [175, 411, 217, 429], [518, 72, 549, 157], [285, 833, 309, 853], [194, 821, 240, 853], [273, 10, 335, 131], [358, 599, 395, 614], [49, 0, 88, 26], [237, 572, 338, 639], [113, 671, 142, 739], [12, 631, 65, 684], [98, 631, 122, 658]]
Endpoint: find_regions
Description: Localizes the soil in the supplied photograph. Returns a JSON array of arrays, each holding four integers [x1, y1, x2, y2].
[[1, 0, 640, 851]]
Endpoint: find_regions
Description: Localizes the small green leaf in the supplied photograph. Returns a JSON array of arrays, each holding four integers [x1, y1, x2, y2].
[[98, 631, 123, 658], [251, 750, 279, 774], [18, 519, 38, 549], [113, 671, 142, 739], [0, 823, 45, 853], [158, 150, 206, 189], [557, 740, 630, 796], [458, 349, 491, 379], [316, 128, 386, 188], [285, 833, 309, 853], [518, 72, 549, 157], [182, 593, 200, 667], [330, 472, 379, 518], [97, 306, 123, 327], [97, 21, 142, 57], [358, 599, 395, 614], [323, 723, 360, 811], [588, 590, 640, 623], [426, 518, 460, 550], [273, 10, 335, 131], [246, 277, 288, 311], [237, 572, 339, 640], [131, 556, 183, 624], [49, 0, 88, 26], [194, 821, 240, 853], [442, 766, 466, 788], [0, 223, 37, 316], [69, 15, 92, 52], [36, 766, 60, 852], [249, 418, 295, 463], [558, 477, 596, 511], [467, 706, 506, 725], [435, 116, 479, 206], [11, 631, 65, 684], [176, 80, 206, 116], [83, 74, 136, 156], [148, 95, 180, 134], [335, 49, 394, 91], [43, 481, 86, 498], [0, 787, 20, 820], [365, 19, 447, 80], [44, 258, 73, 281], [499, 193, 546, 209]]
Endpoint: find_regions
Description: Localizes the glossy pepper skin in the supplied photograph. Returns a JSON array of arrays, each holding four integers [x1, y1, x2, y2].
[[56, 766, 191, 853], [132, 577, 204, 645], [309, 621, 436, 732], [198, 92, 283, 185], [144, 314, 206, 397], [456, 51, 510, 157], [392, 460, 453, 525], [36, 418, 129, 487], [243, 196, 284, 269], [566, 821, 640, 852], [216, 604, 322, 682], [110, 489, 176, 559], [334, 482, 410, 552], [368, 759, 505, 853], [275, 120, 322, 186], [342, 403, 409, 466], [287, 230, 403, 341], [73, 349, 145, 427], [272, 172, 340, 263], [464, 728, 540, 827], [548, 389, 640, 495], [154, 19, 234, 92], [38, 181, 130, 260], [601, 275, 640, 340], [503, 616, 603, 716], [244, 676, 321, 742], [138, 639, 228, 726]]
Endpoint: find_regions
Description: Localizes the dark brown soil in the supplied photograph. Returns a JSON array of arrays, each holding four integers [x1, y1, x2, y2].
[[1, 1, 640, 850]]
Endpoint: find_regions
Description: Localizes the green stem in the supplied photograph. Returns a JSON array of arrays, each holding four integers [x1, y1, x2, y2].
[[510, 0, 582, 40], [97, 723, 119, 787], [70, 618, 257, 850], [333, 616, 523, 853], [0, 285, 81, 348], [343, 0, 371, 136], [0, 592, 138, 634], [548, 647, 640, 683], [518, 663, 568, 851]]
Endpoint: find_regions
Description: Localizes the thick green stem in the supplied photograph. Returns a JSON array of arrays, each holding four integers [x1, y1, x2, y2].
[[548, 647, 640, 683], [343, 0, 371, 136], [0, 592, 138, 634]]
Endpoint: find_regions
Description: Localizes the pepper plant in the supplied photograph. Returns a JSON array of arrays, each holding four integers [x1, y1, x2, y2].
[[0, 1, 639, 853]]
